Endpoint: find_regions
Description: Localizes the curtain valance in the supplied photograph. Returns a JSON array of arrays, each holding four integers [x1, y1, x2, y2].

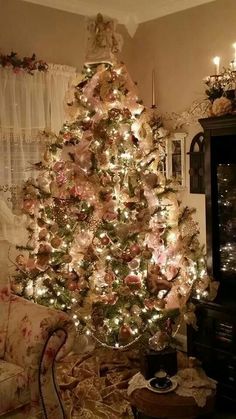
[[0, 63, 76, 142]]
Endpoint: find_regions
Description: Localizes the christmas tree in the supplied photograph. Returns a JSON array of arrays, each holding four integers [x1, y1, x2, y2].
[[12, 15, 218, 349]]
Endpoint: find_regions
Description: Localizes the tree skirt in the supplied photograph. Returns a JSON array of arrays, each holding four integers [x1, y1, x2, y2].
[[57, 346, 140, 418]]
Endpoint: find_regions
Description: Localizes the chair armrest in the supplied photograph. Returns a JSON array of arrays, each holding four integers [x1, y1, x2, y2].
[[5, 295, 76, 418], [5, 295, 76, 368]]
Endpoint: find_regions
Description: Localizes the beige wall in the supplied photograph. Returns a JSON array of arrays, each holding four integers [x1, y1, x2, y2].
[[0, 0, 133, 69], [129, 0, 236, 112], [1, 0, 236, 246]]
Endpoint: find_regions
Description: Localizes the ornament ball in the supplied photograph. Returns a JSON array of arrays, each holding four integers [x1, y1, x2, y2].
[[101, 235, 110, 245], [119, 324, 132, 341], [67, 280, 78, 291]]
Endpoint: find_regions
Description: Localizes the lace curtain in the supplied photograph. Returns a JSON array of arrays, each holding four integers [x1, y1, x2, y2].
[[0, 63, 76, 243]]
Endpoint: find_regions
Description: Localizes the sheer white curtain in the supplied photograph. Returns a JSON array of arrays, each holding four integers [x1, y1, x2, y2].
[[0, 63, 76, 141], [0, 63, 76, 243]]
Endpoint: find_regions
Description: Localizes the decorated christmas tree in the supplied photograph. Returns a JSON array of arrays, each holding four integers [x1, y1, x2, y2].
[[12, 14, 218, 349]]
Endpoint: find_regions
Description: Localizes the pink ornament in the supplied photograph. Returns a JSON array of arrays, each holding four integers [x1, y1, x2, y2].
[[38, 243, 51, 254], [101, 235, 110, 245], [67, 280, 78, 291], [22, 199, 36, 214], [38, 228, 48, 240], [130, 244, 141, 257], [124, 274, 142, 289]]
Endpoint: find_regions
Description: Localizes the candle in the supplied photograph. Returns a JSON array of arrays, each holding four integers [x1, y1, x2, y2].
[[233, 43, 236, 61], [213, 56, 220, 75], [152, 69, 156, 107], [232, 43, 236, 70]]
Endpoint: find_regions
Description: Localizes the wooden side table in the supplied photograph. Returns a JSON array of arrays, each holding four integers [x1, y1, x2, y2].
[[129, 387, 215, 419]]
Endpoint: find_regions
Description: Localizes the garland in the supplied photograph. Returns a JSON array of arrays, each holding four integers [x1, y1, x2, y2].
[[0, 51, 48, 74]]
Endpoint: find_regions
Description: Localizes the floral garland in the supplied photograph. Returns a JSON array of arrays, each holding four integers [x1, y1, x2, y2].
[[0, 51, 48, 74]]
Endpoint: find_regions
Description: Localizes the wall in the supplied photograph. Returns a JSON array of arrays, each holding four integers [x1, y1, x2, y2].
[[0, 0, 133, 69], [128, 0, 236, 245]]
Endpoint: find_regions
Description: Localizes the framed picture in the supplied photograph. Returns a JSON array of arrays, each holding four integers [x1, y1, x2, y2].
[[165, 132, 186, 188]]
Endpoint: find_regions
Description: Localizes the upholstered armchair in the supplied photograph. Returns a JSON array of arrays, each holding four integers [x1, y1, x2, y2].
[[0, 271, 76, 418]]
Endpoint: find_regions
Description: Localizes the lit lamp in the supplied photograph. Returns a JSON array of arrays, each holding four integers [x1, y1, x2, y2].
[[213, 56, 220, 76]]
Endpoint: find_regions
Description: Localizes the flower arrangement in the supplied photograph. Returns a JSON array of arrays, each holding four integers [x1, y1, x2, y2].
[[204, 67, 236, 116], [0, 51, 48, 74]]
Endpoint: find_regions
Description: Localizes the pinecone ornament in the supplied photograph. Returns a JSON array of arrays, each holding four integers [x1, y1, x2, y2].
[[212, 96, 233, 116]]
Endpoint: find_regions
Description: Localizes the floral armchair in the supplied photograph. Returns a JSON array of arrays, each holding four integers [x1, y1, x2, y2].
[[0, 272, 76, 418]]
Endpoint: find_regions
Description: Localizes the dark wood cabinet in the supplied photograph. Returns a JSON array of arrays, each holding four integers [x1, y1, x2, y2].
[[187, 115, 236, 409]]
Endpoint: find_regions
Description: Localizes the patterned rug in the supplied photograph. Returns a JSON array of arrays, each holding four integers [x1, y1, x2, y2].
[[57, 345, 140, 418]]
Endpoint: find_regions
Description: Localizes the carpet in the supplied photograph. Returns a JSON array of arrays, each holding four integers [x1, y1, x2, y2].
[[57, 345, 140, 418]]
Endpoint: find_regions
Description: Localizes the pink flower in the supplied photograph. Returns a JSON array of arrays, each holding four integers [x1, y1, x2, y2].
[[53, 161, 65, 172]]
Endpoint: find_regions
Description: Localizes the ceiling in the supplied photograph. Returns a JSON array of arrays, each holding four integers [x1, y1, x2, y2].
[[21, 0, 215, 36]]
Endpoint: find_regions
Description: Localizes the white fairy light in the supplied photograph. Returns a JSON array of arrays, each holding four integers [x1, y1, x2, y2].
[[36, 288, 46, 296], [121, 152, 131, 160]]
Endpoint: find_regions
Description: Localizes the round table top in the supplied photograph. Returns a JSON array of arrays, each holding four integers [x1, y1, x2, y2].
[[129, 387, 215, 419]]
